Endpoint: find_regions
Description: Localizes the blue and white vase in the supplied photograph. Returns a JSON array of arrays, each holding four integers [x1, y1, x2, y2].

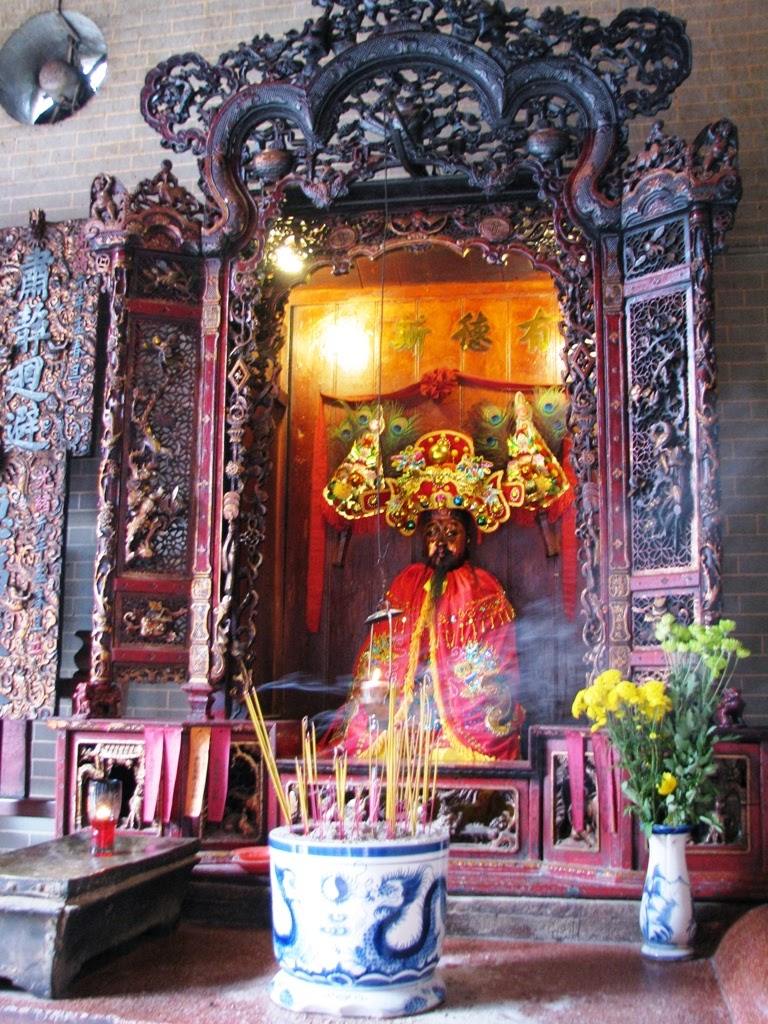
[[268, 825, 450, 1017], [639, 824, 696, 960]]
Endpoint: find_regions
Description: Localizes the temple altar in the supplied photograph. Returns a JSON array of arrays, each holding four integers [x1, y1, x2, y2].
[[48, 718, 768, 903], [0, 0, 764, 917]]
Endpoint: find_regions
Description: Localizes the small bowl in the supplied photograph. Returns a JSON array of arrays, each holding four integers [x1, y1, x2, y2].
[[232, 846, 271, 875]]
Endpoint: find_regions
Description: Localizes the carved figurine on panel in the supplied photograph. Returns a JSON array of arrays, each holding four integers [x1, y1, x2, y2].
[[89, 174, 125, 225], [123, 599, 187, 643], [124, 448, 184, 565], [135, 159, 202, 217]]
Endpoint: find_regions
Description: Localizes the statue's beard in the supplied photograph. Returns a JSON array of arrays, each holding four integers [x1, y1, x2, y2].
[[427, 549, 465, 600]]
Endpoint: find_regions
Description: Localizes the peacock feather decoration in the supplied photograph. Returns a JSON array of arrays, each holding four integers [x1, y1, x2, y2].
[[328, 401, 421, 468], [531, 386, 569, 453], [467, 401, 514, 470], [468, 387, 569, 471]]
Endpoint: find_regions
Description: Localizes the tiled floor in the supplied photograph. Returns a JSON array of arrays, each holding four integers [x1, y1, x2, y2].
[[0, 920, 752, 1024]]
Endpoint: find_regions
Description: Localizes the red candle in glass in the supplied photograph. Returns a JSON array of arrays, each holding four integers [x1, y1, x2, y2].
[[87, 779, 122, 856]]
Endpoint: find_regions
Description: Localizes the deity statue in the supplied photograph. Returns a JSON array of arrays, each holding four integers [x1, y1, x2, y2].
[[324, 430, 525, 762]]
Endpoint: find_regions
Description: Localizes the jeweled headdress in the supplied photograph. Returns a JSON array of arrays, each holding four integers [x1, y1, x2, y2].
[[323, 413, 393, 522], [385, 430, 522, 535], [504, 392, 570, 511]]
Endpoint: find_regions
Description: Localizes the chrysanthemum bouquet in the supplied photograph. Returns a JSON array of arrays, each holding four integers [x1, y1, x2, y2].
[[572, 615, 749, 838]]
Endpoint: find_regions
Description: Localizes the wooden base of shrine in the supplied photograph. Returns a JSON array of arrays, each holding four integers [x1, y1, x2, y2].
[[50, 720, 768, 908], [0, 832, 199, 998]]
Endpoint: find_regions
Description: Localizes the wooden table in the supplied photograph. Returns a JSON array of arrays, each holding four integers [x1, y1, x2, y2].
[[0, 831, 200, 998]]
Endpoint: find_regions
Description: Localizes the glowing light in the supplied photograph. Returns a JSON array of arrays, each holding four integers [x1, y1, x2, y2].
[[274, 241, 306, 274], [322, 315, 371, 371]]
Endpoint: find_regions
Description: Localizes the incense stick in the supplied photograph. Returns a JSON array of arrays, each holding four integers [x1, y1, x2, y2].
[[244, 688, 292, 823], [246, 677, 442, 840]]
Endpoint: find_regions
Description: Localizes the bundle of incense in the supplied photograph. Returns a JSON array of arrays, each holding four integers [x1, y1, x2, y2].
[[247, 678, 441, 838], [244, 687, 292, 823], [384, 676, 398, 836], [301, 718, 320, 826], [294, 755, 310, 833], [334, 747, 348, 838], [368, 766, 381, 824]]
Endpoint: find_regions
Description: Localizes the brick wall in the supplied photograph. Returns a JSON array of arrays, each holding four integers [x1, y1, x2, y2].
[[1, 1, 766, 757]]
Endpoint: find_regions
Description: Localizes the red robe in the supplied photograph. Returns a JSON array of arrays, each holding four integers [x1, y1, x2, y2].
[[329, 562, 524, 762]]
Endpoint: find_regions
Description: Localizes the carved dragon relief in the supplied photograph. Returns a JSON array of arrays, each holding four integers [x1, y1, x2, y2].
[[122, 597, 188, 644]]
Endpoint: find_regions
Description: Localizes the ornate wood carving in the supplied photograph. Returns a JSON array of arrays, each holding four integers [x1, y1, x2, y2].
[[552, 751, 599, 850], [123, 320, 196, 572], [136, 2, 740, 710], [77, 166, 206, 718], [76, 249, 129, 718], [627, 282, 692, 569], [618, 120, 739, 666], [142, 1, 692, 247], [0, 215, 98, 718], [435, 786, 520, 851]]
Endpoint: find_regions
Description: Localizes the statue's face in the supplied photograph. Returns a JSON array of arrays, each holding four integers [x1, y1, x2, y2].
[[423, 511, 468, 571]]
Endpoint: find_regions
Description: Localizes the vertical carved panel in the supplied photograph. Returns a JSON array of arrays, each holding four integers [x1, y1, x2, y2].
[[696, 755, 749, 849], [0, 452, 66, 717], [626, 284, 693, 571], [551, 751, 599, 850], [122, 319, 197, 574], [0, 218, 98, 717], [80, 250, 129, 716], [78, 164, 205, 718], [202, 740, 265, 842], [187, 260, 224, 714], [690, 208, 722, 620]]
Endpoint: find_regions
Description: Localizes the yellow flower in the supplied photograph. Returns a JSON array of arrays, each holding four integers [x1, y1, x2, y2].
[[571, 689, 588, 719], [604, 687, 621, 713], [657, 772, 678, 796], [637, 679, 672, 719], [614, 680, 640, 706], [593, 669, 622, 694]]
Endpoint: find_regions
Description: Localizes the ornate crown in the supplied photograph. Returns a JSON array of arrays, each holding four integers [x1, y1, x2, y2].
[[385, 430, 521, 536], [323, 415, 393, 522], [504, 392, 570, 511]]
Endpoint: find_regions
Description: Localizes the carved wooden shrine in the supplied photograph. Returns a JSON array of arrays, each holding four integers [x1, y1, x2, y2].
[[8, 1, 765, 899]]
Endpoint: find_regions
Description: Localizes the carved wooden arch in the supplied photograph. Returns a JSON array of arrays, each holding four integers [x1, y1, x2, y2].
[[131, 0, 740, 717], [198, 39, 621, 253]]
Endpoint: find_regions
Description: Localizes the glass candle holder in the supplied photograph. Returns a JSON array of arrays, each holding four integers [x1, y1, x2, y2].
[[87, 778, 122, 855]]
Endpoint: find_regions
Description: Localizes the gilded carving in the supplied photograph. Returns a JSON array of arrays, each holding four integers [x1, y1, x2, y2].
[[113, 664, 187, 688], [123, 323, 196, 573], [435, 787, 520, 851], [81, 252, 128, 714], [122, 598, 188, 644], [0, 217, 98, 718]]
